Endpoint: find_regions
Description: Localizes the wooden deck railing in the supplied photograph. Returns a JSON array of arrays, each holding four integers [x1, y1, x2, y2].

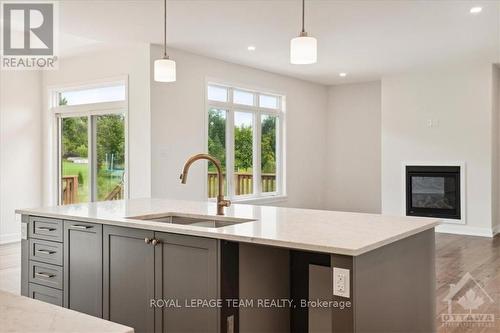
[[62, 175, 79, 205], [62, 176, 123, 204], [208, 172, 276, 197], [104, 181, 124, 201]]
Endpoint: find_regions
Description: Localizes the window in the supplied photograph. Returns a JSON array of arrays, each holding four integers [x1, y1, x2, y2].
[[52, 80, 127, 205], [59, 84, 126, 106], [207, 83, 285, 200]]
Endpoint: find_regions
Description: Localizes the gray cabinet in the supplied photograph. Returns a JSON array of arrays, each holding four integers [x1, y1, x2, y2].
[[28, 216, 63, 242], [23, 216, 64, 304], [64, 221, 103, 317], [103, 225, 156, 333], [23, 218, 227, 333], [154, 233, 219, 333], [29, 283, 63, 306]]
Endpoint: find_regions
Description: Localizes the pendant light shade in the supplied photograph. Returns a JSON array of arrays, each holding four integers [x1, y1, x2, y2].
[[290, 0, 317, 65], [154, 58, 176, 82], [290, 32, 317, 64], [154, 0, 176, 82]]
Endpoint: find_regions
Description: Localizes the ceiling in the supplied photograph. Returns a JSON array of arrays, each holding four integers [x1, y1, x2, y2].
[[57, 0, 500, 85]]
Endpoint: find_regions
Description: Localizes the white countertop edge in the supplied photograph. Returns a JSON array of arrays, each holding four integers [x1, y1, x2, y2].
[[16, 208, 439, 256], [0, 290, 134, 333]]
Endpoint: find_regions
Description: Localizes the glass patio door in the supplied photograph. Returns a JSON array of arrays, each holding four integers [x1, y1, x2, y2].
[[59, 114, 125, 205]]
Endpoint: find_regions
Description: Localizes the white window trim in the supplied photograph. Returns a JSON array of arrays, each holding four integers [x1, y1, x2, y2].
[[204, 79, 287, 203], [48, 75, 129, 205]]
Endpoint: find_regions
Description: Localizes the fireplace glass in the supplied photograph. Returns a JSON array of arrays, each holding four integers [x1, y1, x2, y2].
[[406, 166, 460, 219]]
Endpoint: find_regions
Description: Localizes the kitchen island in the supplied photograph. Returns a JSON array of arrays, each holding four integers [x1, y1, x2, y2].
[[17, 198, 439, 333]]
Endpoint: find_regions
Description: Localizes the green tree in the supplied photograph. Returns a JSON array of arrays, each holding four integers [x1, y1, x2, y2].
[[61, 117, 88, 158], [261, 116, 276, 173], [207, 110, 277, 175], [96, 114, 125, 170], [208, 109, 226, 171], [234, 125, 252, 171]]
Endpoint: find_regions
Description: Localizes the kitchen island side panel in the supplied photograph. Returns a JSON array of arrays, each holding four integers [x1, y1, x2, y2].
[[352, 228, 435, 333]]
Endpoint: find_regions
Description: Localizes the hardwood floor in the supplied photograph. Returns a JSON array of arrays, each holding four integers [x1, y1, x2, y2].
[[436, 233, 500, 333], [0, 241, 20, 295], [0, 234, 498, 332]]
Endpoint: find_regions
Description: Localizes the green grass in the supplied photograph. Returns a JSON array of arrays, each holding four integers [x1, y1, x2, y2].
[[62, 160, 123, 203]]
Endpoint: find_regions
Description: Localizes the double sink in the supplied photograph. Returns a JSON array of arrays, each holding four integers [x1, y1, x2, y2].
[[129, 213, 254, 229]]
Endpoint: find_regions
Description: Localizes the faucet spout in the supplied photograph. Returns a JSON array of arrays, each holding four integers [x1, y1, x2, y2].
[[180, 153, 231, 215]]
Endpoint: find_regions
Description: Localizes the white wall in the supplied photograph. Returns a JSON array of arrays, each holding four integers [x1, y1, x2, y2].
[[325, 82, 381, 213], [42, 44, 151, 203], [150, 45, 328, 209], [381, 65, 495, 236], [0, 71, 43, 243]]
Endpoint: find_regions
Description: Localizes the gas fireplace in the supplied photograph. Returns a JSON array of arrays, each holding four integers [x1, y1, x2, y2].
[[406, 165, 461, 219]]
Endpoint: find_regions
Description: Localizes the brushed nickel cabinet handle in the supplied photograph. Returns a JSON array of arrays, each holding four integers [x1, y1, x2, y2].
[[151, 239, 160, 246], [71, 225, 92, 230], [145, 238, 152, 244], [35, 272, 55, 278], [36, 249, 56, 255], [36, 226, 56, 231]]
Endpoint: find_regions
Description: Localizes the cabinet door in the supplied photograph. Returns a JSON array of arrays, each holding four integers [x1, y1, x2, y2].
[[154, 233, 219, 333], [64, 221, 103, 317], [103, 225, 155, 333]]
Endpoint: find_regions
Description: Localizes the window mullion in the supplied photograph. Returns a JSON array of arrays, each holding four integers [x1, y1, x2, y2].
[[88, 115, 95, 202], [253, 99, 261, 196], [226, 92, 236, 199], [56, 115, 62, 205], [277, 114, 284, 195]]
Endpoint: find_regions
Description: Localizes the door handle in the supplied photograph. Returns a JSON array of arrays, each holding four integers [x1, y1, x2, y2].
[[36, 226, 56, 231], [35, 272, 55, 278], [71, 225, 93, 230], [36, 249, 56, 255]]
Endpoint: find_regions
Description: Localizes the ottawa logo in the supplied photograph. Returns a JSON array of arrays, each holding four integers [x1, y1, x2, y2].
[[441, 272, 495, 328]]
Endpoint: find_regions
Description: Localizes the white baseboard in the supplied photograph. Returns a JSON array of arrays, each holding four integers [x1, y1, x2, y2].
[[493, 224, 500, 236], [0, 233, 21, 244], [436, 224, 495, 238]]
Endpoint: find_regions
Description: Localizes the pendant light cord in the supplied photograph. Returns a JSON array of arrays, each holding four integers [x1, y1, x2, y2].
[[163, 0, 167, 58], [302, 0, 305, 33]]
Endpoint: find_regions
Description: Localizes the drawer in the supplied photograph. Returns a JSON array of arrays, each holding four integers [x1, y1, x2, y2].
[[29, 239, 63, 266], [29, 260, 63, 290], [29, 283, 63, 306], [29, 216, 63, 242]]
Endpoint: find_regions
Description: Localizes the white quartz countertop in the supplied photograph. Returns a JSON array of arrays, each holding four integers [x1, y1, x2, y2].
[[16, 198, 439, 256], [0, 290, 133, 333]]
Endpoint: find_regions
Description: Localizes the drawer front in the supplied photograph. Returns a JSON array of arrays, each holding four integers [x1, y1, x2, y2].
[[29, 216, 63, 242], [29, 239, 63, 266], [29, 283, 63, 306], [29, 260, 63, 290]]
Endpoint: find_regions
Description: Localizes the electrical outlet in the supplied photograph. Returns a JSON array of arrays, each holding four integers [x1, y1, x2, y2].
[[333, 267, 350, 298]]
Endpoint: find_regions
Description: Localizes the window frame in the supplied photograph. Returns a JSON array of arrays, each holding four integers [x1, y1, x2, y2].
[[48, 76, 129, 205], [205, 81, 286, 203]]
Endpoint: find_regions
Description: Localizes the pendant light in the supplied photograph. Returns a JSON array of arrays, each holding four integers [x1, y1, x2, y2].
[[290, 0, 317, 64], [154, 0, 176, 82]]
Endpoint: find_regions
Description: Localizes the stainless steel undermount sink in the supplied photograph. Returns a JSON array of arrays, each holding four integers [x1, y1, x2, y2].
[[128, 213, 254, 228]]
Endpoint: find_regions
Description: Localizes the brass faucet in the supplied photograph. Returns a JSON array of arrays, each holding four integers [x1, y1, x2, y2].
[[180, 153, 231, 215]]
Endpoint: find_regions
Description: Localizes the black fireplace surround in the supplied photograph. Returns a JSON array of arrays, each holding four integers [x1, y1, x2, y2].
[[406, 165, 461, 220]]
